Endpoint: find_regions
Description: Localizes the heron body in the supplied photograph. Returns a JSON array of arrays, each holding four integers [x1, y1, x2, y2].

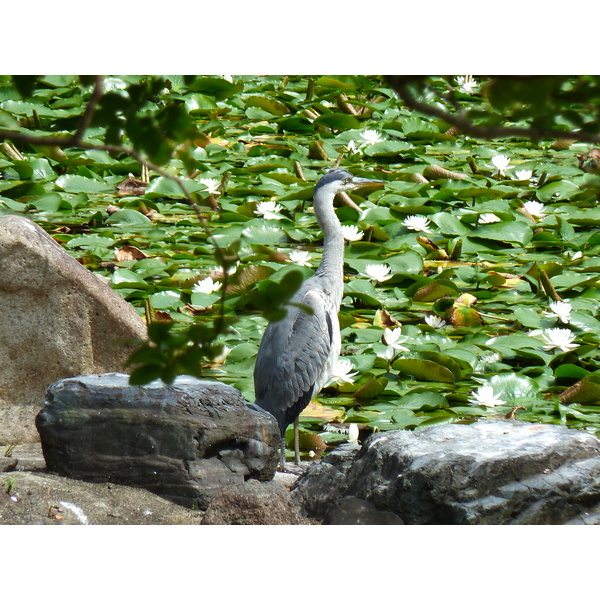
[[253, 168, 385, 468]]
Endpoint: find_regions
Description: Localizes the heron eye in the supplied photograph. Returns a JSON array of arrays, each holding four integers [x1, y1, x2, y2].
[[343, 177, 351, 184]]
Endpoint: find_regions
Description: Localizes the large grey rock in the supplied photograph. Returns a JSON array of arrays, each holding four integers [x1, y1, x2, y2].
[[292, 420, 600, 524], [0, 215, 147, 445], [36, 373, 280, 508]]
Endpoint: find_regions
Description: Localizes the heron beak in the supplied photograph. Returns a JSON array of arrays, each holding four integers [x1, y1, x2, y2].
[[349, 176, 386, 190]]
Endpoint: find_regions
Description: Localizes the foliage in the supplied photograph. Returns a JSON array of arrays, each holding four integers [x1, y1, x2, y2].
[[3, 75, 600, 459]]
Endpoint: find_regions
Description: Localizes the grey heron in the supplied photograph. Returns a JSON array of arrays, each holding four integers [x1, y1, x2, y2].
[[253, 168, 385, 469]]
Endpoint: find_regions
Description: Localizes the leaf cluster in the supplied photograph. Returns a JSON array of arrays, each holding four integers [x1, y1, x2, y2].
[[3, 75, 600, 457]]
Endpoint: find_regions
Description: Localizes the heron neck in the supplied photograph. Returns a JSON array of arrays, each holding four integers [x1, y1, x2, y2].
[[313, 190, 344, 294]]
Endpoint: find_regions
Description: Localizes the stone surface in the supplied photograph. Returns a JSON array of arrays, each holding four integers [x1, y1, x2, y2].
[[0, 470, 204, 525], [0, 443, 46, 472], [323, 496, 404, 525], [292, 420, 600, 525], [0, 443, 312, 525], [36, 373, 281, 508], [201, 480, 314, 525], [0, 215, 147, 445]]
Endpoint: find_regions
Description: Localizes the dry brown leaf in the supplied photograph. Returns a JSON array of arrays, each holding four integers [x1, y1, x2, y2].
[[301, 400, 344, 421], [374, 309, 399, 328], [116, 175, 147, 197], [153, 311, 173, 322], [115, 245, 148, 262], [298, 432, 327, 452]]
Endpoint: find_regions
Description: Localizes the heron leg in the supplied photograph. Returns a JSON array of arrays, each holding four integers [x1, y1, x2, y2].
[[279, 435, 286, 471], [294, 417, 300, 465]]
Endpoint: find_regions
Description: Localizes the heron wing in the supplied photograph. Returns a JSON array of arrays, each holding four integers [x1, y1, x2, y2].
[[254, 287, 339, 432]]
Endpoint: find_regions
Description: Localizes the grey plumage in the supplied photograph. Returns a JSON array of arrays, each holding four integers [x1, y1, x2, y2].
[[253, 168, 385, 467]]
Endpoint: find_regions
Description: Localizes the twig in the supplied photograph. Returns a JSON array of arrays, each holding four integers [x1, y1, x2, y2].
[[0, 84, 231, 338], [387, 77, 600, 145], [72, 75, 105, 145]]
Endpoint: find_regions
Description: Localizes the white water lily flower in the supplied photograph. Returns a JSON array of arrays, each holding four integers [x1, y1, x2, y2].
[[341, 224, 364, 242], [480, 351, 501, 364], [379, 328, 410, 360], [402, 215, 432, 233], [514, 169, 533, 180], [491, 154, 513, 174], [478, 213, 502, 224], [543, 300, 573, 324], [383, 328, 410, 351], [364, 263, 392, 283], [469, 385, 505, 407], [474, 351, 502, 373], [346, 140, 361, 155], [455, 76, 479, 94], [193, 277, 222, 295], [348, 423, 360, 444], [572, 251, 583, 261], [328, 359, 359, 385], [359, 129, 384, 146], [425, 314, 446, 328], [255, 200, 284, 220], [539, 328, 579, 352], [199, 178, 221, 195], [289, 250, 312, 266], [523, 200, 546, 218]]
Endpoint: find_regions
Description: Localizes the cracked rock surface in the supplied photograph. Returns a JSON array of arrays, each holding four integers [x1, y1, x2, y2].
[[36, 373, 281, 509], [292, 420, 600, 524]]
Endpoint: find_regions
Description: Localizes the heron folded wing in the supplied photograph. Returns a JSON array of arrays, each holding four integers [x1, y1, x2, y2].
[[254, 287, 338, 422]]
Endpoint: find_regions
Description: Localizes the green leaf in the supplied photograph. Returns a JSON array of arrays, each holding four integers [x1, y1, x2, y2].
[[417, 351, 463, 381], [314, 113, 360, 131], [554, 364, 591, 379], [364, 140, 413, 157], [386, 251, 424, 274], [54, 174, 113, 193], [106, 208, 153, 226], [393, 358, 455, 383], [407, 279, 458, 302], [536, 180, 579, 202], [468, 221, 533, 246], [111, 268, 148, 289], [144, 176, 205, 199], [315, 76, 359, 89], [560, 375, 600, 405], [396, 390, 449, 410], [150, 290, 183, 309], [245, 96, 290, 116], [185, 93, 219, 114]]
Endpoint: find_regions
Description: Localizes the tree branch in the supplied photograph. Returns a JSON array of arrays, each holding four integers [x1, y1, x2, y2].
[[386, 76, 600, 145], [0, 85, 231, 337], [71, 75, 105, 145]]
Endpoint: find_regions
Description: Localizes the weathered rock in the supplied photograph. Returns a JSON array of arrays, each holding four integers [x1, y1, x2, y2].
[[323, 496, 404, 525], [292, 420, 600, 524], [0, 442, 46, 472], [36, 373, 280, 508], [0, 215, 147, 445], [201, 480, 313, 525], [0, 457, 18, 472]]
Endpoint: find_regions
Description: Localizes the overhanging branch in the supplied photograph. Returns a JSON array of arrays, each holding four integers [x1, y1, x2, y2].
[[386, 76, 600, 145], [0, 76, 231, 336]]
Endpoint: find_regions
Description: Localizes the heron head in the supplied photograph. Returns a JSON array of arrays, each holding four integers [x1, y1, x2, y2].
[[315, 168, 386, 196]]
